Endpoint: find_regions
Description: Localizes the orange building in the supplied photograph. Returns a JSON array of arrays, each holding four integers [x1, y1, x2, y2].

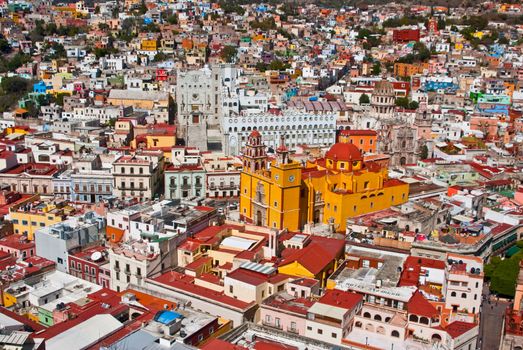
[[393, 62, 425, 78], [338, 130, 377, 154]]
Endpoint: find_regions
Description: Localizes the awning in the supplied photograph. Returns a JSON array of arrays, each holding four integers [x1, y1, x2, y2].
[[506, 245, 520, 258]]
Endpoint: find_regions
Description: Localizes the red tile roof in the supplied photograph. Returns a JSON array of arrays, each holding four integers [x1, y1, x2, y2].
[[0, 307, 45, 332], [1, 163, 61, 176], [152, 271, 255, 310], [255, 341, 298, 350], [339, 130, 377, 136], [399, 256, 446, 287], [278, 236, 344, 275], [445, 321, 477, 339], [0, 234, 34, 251], [317, 289, 362, 310], [407, 291, 438, 318], [201, 339, 247, 350], [227, 268, 291, 286]]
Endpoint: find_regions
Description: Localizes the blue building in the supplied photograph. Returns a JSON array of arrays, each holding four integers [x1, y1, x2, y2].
[[33, 81, 49, 94]]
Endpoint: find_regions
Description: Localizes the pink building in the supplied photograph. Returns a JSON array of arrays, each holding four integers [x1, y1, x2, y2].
[[0, 234, 35, 258], [259, 279, 319, 335]]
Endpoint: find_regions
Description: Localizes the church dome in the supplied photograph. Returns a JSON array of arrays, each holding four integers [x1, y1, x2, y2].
[[372, 81, 395, 97], [325, 143, 363, 162], [249, 130, 261, 138]]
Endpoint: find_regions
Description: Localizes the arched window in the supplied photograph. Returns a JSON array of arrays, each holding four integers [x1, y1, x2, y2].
[[363, 312, 371, 318], [391, 330, 400, 338], [409, 315, 418, 323], [431, 334, 442, 343], [374, 314, 382, 321], [461, 293, 467, 298], [451, 291, 456, 297], [420, 317, 429, 325]]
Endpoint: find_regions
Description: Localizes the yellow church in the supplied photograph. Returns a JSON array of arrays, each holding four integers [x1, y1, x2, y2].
[[239, 131, 409, 232]]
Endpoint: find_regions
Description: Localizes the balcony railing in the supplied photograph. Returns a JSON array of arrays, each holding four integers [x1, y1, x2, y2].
[[118, 186, 147, 191], [287, 326, 299, 334], [262, 321, 282, 330]]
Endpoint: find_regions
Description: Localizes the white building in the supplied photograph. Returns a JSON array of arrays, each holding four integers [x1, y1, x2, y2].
[[223, 109, 337, 155]]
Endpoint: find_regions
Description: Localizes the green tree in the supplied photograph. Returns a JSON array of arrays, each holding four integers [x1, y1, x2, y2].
[[98, 23, 110, 31], [0, 76, 29, 94], [268, 60, 289, 71], [51, 93, 68, 106], [255, 62, 268, 72], [138, 0, 147, 14], [371, 62, 381, 76], [0, 37, 11, 54], [359, 94, 370, 105], [420, 145, 429, 160], [395, 97, 410, 109], [153, 52, 168, 62], [166, 14, 178, 24], [220, 46, 237, 63], [408, 100, 419, 109]]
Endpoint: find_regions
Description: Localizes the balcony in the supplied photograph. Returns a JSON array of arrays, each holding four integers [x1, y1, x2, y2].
[[118, 186, 147, 191], [287, 326, 299, 334], [195, 182, 203, 188], [124, 269, 131, 275], [114, 266, 120, 272], [262, 321, 282, 330], [181, 183, 191, 190]]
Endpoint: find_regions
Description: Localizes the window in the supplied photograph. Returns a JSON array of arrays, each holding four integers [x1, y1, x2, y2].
[[332, 332, 337, 338], [451, 291, 456, 297], [229, 285, 233, 293], [461, 293, 467, 298], [317, 329, 323, 335], [57, 257, 63, 264], [198, 334, 203, 342], [31, 221, 37, 226], [265, 315, 271, 323], [307, 326, 312, 331]]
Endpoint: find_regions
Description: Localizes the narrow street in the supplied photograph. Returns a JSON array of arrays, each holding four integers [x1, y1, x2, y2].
[[479, 283, 510, 350]]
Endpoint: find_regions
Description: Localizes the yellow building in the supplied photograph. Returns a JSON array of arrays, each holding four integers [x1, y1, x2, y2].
[[141, 39, 158, 51], [10, 199, 73, 240], [240, 131, 409, 232]]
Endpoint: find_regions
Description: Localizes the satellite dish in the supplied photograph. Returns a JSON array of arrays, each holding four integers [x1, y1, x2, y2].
[[91, 251, 103, 261]]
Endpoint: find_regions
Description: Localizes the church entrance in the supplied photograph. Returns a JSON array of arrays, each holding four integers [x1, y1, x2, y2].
[[400, 157, 407, 166], [256, 210, 262, 226]]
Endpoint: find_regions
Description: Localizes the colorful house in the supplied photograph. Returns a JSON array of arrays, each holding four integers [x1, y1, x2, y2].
[[278, 235, 345, 287]]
